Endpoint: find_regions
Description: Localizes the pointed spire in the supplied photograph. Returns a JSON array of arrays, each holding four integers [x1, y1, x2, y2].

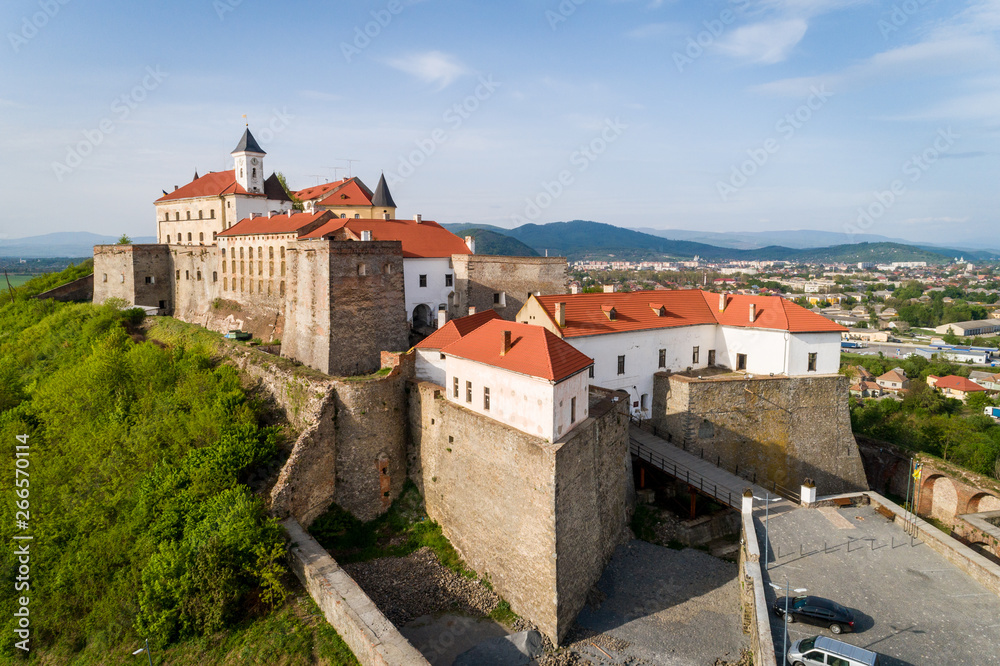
[[193, 169, 199, 181], [231, 128, 265, 155], [371, 172, 396, 209]]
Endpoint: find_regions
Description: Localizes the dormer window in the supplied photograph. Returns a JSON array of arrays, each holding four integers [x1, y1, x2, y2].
[[649, 303, 667, 316], [602, 305, 617, 321]]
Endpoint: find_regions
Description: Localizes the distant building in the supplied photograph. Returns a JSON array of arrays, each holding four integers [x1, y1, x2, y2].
[[915, 345, 993, 365], [928, 375, 989, 402], [935, 320, 1000, 337], [876, 368, 909, 394]]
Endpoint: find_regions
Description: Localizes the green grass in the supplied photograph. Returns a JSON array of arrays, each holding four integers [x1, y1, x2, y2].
[[2, 274, 32, 288], [489, 600, 519, 625], [309, 480, 477, 578], [46, 590, 359, 665]]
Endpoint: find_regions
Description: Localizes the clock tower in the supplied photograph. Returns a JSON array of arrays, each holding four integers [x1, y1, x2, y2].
[[231, 127, 266, 194]]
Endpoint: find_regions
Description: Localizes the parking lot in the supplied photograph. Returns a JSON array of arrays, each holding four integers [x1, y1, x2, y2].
[[754, 502, 1000, 666]]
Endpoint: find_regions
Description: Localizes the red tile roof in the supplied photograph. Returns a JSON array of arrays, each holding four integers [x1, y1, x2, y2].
[[156, 170, 254, 202], [294, 177, 374, 207], [707, 293, 847, 333], [415, 310, 503, 350], [216, 211, 333, 237], [935, 375, 988, 393], [299, 218, 472, 258], [530, 290, 845, 338], [441, 320, 593, 382]]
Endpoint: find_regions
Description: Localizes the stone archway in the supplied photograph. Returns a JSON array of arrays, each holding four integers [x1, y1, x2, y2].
[[411, 303, 432, 329], [920, 474, 959, 522], [964, 492, 1000, 515]]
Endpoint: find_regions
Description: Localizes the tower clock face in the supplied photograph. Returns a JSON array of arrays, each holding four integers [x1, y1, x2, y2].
[[251, 157, 259, 165]]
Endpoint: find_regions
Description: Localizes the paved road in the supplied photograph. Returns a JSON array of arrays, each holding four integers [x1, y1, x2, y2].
[[755, 503, 1000, 666], [630, 425, 785, 509]]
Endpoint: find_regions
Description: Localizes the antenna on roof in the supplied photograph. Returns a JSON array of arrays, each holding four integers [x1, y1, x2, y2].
[[324, 166, 345, 181], [305, 174, 324, 186], [336, 158, 361, 178]]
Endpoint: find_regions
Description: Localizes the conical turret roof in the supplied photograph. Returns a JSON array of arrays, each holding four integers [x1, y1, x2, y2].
[[371, 172, 396, 208], [231, 128, 266, 155]]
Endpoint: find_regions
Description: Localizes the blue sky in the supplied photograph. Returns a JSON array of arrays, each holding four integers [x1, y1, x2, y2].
[[1, 0, 997, 245]]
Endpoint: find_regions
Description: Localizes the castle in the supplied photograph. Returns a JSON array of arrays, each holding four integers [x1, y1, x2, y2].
[[91, 127, 866, 645]]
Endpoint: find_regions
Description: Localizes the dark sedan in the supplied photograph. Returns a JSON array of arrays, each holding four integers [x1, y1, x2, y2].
[[773, 595, 855, 634]]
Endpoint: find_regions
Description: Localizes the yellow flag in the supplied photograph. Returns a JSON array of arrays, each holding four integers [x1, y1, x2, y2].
[[913, 466, 922, 480]]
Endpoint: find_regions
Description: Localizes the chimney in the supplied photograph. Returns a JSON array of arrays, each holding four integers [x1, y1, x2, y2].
[[287, 209, 293, 217], [465, 235, 476, 254], [749, 303, 756, 323], [555, 302, 566, 327], [571, 284, 580, 294], [603, 284, 616, 293], [268, 211, 274, 218], [468, 306, 477, 315], [719, 293, 726, 312], [414, 214, 422, 224], [437, 308, 447, 329], [383, 212, 390, 220], [501, 330, 512, 356], [173, 185, 179, 191]]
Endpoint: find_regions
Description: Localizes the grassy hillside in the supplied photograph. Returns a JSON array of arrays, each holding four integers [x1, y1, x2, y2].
[[446, 226, 539, 256], [0, 265, 356, 663]]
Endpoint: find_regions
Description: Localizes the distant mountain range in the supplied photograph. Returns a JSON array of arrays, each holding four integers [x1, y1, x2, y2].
[[0, 232, 156, 258], [444, 221, 999, 263]]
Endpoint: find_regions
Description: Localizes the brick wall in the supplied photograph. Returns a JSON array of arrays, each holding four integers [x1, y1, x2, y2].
[[450, 255, 568, 321], [651, 373, 867, 495]]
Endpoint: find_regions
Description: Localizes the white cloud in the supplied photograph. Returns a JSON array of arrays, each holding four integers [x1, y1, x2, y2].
[[384, 51, 470, 90], [715, 19, 809, 64]]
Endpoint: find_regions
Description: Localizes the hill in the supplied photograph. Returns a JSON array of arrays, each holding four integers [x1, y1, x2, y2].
[[446, 220, 955, 263], [446, 226, 539, 256], [0, 231, 156, 258]]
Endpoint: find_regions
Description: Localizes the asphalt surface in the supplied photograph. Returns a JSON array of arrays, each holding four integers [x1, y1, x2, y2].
[[755, 503, 1000, 666]]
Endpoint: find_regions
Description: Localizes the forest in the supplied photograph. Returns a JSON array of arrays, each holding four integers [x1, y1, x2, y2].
[[0, 266, 355, 663], [844, 353, 1000, 480]]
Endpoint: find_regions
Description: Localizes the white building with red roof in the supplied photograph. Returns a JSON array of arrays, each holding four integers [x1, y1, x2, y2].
[[414, 309, 502, 385], [432, 319, 594, 441], [516, 290, 845, 417]]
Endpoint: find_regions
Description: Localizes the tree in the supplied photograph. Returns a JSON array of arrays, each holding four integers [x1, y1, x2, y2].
[[966, 391, 994, 412], [275, 172, 304, 211], [117, 234, 132, 245]]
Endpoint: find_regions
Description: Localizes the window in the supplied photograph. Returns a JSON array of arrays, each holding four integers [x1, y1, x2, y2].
[[166, 234, 170, 243], [248, 280, 253, 294], [570, 396, 576, 422], [453, 377, 459, 398], [280, 261, 285, 277], [827, 657, 849, 666], [808, 352, 817, 372], [187, 232, 192, 242], [354, 213, 360, 218], [144, 276, 154, 284], [589, 366, 594, 379], [222, 261, 226, 274], [692, 346, 700, 364], [445, 274, 453, 287], [658, 349, 666, 368], [340, 213, 346, 219], [240, 260, 245, 274], [358, 263, 366, 276], [212, 271, 217, 282], [196, 270, 202, 281], [240, 277, 244, 292], [212, 231, 217, 240], [269, 261, 274, 276], [269, 246, 274, 259], [279, 280, 285, 296], [280, 246, 285, 259], [102, 273, 108, 282], [484, 387, 490, 411], [640, 394, 648, 411], [185, 270, 190, 280], [240, 247, 244, 258], [258, 279, 262, 292], [494, 293, 500, 304], [199, 232, 204, 242], [210, 209, 215, 219], [419, 274, 427, 288], [737, 353, 747, 371], [175, 212, 180, 220], [708, 350, 716, 366], [199, 210, 203, 219], [223, 277, 228, 290], [176, 270, 180, 279], [617, 355, 625, 375], [466, 381, 472, 403], [258, 260, 262, 275], [186, 211, 191, 220], [163, 213, 168, 221]]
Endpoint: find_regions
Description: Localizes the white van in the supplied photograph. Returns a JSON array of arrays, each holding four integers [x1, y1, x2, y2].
[[787, 635, 880, 666]]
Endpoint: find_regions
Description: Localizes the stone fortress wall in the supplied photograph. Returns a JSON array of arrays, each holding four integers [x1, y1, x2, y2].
[[650, 372, 868, 495], [450, 255, 569, 320], [408, 380, 632, 643]]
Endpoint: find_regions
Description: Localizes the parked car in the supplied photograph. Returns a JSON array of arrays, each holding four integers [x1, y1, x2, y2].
[[786, 635, 880, 666], [773, 595, 855, 634]]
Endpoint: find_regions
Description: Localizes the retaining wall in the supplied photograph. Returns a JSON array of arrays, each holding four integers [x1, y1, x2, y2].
[[284, 518, 430, 666], [739, 507, 779, 666]]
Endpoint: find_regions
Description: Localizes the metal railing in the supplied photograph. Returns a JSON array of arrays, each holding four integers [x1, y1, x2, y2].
[[630, 434, 801, 505]]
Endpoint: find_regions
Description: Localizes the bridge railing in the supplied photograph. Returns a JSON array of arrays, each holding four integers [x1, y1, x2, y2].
[[630, 435, 800, 505]]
